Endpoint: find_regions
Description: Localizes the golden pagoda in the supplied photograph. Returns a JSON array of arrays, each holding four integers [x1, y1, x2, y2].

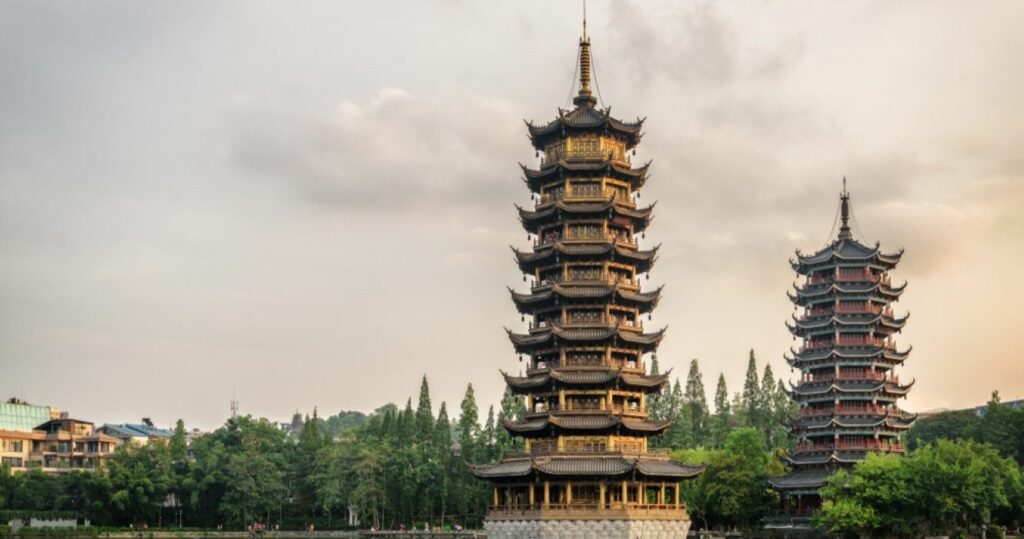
[[469, 18, 703, 539]]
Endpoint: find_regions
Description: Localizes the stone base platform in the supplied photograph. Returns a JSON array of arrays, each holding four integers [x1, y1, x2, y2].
[[484, 518, 691, 539]]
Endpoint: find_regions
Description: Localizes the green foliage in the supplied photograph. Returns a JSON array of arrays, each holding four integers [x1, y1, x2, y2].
[[816, 439, 1024, 536], [677, 428, 777, 530]]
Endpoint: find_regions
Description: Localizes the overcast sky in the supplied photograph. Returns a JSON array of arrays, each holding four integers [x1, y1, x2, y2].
[[2, 1, 1022, 431]]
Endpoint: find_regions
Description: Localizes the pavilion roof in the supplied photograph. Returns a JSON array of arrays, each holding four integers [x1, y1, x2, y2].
[[469, 454, 703, 480], [513, 242, 659, 273], [506, 325, 665, 353], [516, 199, 654, 231], [521, 160, 650, 190], [509, 284, 662, 314], [501, 369, 670, 394], [792, 238, 903, 273], [526, 106, 644, 150]]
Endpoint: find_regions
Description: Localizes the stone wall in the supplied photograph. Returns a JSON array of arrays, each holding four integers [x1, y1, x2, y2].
[[484, 518, 691, 539]]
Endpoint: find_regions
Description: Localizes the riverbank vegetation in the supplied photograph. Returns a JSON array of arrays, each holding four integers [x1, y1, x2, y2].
[[1, 357, 1021, 533]]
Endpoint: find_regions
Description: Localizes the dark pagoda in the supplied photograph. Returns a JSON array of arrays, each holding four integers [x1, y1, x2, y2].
[[469, 20, 702, 539], [769, 184, 916, 518]]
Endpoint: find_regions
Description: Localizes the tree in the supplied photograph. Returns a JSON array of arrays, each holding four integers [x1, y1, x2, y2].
[[817, 440, 1024, 537], [647, 356, 666, 421], [740, 350, 761, 430], [683, 359, 709, 446], [415, 375, 434, 442], [107, 442, 173, 525], [708, 374, 732, 448], [457, 384, 480, 463], [495, 387, 525, 456], [676, 428, 776, 529]]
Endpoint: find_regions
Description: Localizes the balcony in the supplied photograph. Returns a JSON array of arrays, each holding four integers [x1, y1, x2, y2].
[[487, 503, 687, 521], [800, 404, 889, 417], [794, 440, 905, 453], [802, 371, 898, 384], [801, 336, 894, 352], [805, 271, 890, 286]]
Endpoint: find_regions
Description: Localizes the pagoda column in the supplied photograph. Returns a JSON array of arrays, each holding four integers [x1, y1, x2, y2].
[[529, 484, 535, 506], [543, 481, 550, 508], [493, 487, 499, 507], [566, 481, 573, 504], [621, 480, 628, 505], [599, 481, 607, 509]]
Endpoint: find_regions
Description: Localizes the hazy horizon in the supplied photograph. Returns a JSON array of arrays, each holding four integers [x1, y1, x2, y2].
[[2, 1, 1022, 431]]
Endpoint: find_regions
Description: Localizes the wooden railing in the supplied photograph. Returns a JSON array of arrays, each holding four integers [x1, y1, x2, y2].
[[806, 271, 891, 286], [800, 404, 889, 417], [802, 336, 894, 351], [803, 371, 898, 384], [795, 440, 905, 453]]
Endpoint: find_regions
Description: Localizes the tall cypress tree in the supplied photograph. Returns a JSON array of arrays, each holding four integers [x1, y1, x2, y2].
[[683, 359, 709, 445], [740, 349, 761, 428], [710, 373, 732, 447], [399, 398, 415, 444], [481, 406, 497, 461], [415, 375, 434, 441], [759, 363, 777, 445], [457, 384, 480, 462]]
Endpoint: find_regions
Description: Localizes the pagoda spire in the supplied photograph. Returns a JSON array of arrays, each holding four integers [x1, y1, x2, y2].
[[574, 2, 597, 107], [838, 177, 852, 240]]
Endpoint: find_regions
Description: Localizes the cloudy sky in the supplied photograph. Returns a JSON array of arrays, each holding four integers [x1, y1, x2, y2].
[[1, 1, 1022, 430]]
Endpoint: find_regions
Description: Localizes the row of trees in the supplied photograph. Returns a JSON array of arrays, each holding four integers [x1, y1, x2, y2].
[[649, 351, 796, 450], [2, 359, 1020, 533]]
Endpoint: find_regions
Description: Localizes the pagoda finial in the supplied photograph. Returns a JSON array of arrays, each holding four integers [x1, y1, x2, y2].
[[838, 177, 852, 240], [574, 0, 597, 107]]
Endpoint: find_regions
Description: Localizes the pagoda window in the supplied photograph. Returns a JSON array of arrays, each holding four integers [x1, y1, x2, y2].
[[567, 265, 603, 281], [566, 352, 603, 367], [569, 181, 603, 198], [566, 224, 604, 240], [566, 309, 603, 324], [567, 396, 601, 411], [538, 228, 562, 246]]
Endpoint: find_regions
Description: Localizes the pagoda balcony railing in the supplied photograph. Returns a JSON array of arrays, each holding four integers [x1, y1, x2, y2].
[[800, 404, 888, 417], [794, 440, 905, 453], [487, 502, 686, 519], [533, 359, 645, 372], [802, 371, 898, 384], [537, 190, 635, 206], [802, 337, 894, 351], [806, 271, 890, 286], [509, 446, 671, 458], [805, 305, 889, 318]]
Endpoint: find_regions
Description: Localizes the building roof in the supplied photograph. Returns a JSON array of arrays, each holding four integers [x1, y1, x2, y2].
[[469, 454, 703, 480], [0, 401, 53, 433], [768, 468, 833, 490], [526, 107, 644, 150], [792, 238, 903, 273], [788, 380, 915, 398], [100, 423, 175, 440], [516, 199, 654, 232], [521, 160, 650, 191], [507, 325, 665, 354], [503, 415, 671, 435], [513, 242, 659, 273], [509, 284, 661, 314]]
